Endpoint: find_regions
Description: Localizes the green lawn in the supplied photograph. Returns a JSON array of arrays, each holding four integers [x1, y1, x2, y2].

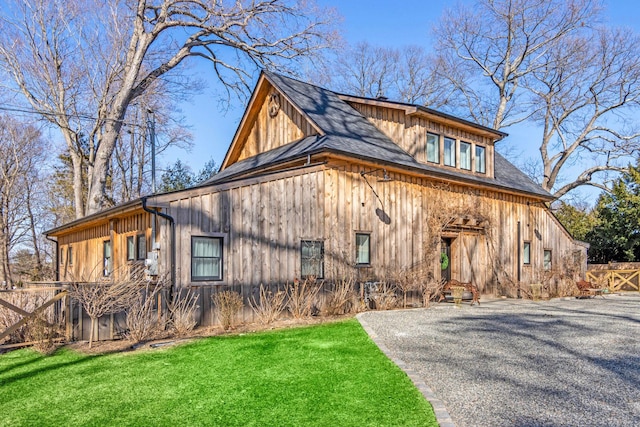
[[0, 319, 436, 426]]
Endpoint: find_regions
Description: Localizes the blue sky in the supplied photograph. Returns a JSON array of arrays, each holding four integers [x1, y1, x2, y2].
[[171, 0, 640, 202]]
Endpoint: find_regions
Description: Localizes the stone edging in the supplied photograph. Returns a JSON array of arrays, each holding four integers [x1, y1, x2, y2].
[[356, 313, 456, 427]]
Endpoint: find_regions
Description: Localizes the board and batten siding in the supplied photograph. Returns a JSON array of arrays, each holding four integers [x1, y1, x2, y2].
[[57, 211, 153, 282], [159, 163, 584, 300], [236, 89, 317, 162], [348, 102, 496, 177]]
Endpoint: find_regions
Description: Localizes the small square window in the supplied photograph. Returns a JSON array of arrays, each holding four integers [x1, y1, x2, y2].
[[192, 236, 223, 281], [544, 249, 552, 271], [126, 236, 135, 261], [356, 233, 371, 265], [523, 242, 531, 265], [136, 234, 147, 261], [426, 133, 439, 163], [460, 141, 471, 170], [301, 240, 324, 279], [475, 145, 486, 174], [444, 137, 456, 167]]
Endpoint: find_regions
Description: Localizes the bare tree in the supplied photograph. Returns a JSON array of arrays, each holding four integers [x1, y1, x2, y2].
[[0, 0, 336, 217], [434, 0, 640, 197], [68, 266, 142, 348], [528, 27, 640, 197], [0, 116, 45, 286], [315, 41, 445, 106], [434, 0, 598, 129]]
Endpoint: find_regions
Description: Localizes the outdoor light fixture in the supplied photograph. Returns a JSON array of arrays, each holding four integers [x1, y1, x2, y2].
[[360, 168, 393, 182], [359, 169, 393, 224]]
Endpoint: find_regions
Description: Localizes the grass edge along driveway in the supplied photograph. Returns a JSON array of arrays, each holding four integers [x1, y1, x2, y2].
[[0, 319, 436, 426]]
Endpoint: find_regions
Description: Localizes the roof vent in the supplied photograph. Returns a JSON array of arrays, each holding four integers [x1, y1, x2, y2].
[[377, 96, 388, 101]]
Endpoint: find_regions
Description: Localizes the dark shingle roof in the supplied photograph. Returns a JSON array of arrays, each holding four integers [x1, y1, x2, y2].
[[208, 71, 552, 200]]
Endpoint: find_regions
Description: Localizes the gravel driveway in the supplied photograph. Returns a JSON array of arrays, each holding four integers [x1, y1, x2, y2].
[[358, 294, 640, 427]]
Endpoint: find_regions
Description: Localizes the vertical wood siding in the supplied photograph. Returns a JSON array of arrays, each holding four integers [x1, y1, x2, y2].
[[236, 90, 317, 162], [349, 103, 496, 177]]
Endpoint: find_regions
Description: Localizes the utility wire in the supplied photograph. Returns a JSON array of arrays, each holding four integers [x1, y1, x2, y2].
[[0, 104, 146, 129]]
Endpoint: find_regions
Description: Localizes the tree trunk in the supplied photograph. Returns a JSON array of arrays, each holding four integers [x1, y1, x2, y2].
[[25, 183, 43, 280], [89, 316, 96, 348]]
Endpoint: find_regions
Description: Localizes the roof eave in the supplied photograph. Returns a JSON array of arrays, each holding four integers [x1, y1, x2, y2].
[[44, 198, 143, 237]]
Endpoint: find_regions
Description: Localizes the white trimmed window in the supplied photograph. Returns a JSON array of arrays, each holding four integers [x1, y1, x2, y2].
[[476, 145, 486, 174], [444, 137, 456, 167], [426, 133, 439, 163], [192, 236, 223, 281], [460, 141, 471, 170]]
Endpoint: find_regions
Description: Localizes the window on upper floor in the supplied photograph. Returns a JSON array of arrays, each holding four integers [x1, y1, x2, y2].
[[460, 141, 471, 170], [426, 133, 439, 163], [476, 145, 486, 174], [68, 246, 73, 266], [444, 137, 456, 167]]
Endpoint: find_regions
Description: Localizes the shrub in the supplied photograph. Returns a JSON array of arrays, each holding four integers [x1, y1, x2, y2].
[[25, 312, 60, 355], [286, 277, 322, 318], [212, 290, 244, 330], [168, 288, 199, 336], [249, 284, 286, 325], [370, 281, 397, 310], [322, 279, 356, 316], [125, 280, 168, 343]]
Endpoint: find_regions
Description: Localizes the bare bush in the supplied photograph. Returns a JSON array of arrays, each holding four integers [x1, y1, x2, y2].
[[286, 277, 322, 318], [168, 288, 199, 336], [391, 267, 422, 308], [249, 284, 286, 325], [25, 312, 60, 355], [421, 277, 446, 308], [125, 280, 168, 343], [371, 281, 398, 310], [322, 279, 356, 316], [0, 292, 47, 343], [212, 290, 244, 330]]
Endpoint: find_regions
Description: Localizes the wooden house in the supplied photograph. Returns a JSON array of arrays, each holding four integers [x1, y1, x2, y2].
[[46, 71, 587, 337]]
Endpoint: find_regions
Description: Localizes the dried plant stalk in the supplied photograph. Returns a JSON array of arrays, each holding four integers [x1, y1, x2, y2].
[[212, 290, 244, 330], [286, 277, 322, 318], [323, 279, 356, 316], [125, 279, 168, 343], [168, 288, 199, 336], [249, 284, 286, 325]]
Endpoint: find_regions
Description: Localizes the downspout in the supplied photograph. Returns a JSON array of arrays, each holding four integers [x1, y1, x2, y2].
[[517, 221, 522, 299], [141, 197, 176, 300], [45, 235, 59, 282]]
